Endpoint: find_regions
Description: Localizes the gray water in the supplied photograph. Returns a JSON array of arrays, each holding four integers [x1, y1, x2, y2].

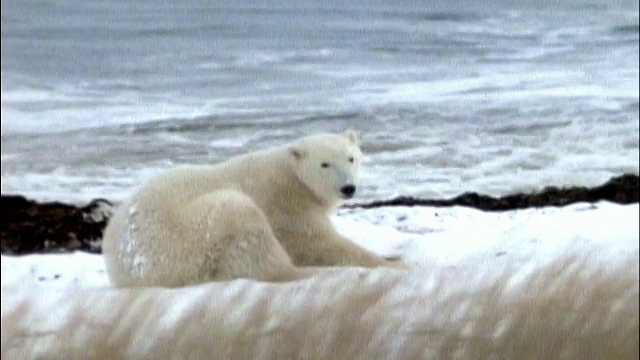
[[1, 0, 638, 203]]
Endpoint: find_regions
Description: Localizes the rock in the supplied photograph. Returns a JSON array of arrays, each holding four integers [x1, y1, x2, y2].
[[1, 174, 638, 255], [0, 196, 113, 255], [346, 174, 639, 211]]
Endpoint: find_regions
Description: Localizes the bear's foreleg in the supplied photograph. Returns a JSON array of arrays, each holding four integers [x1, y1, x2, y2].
[[279, 221, 409, 269]]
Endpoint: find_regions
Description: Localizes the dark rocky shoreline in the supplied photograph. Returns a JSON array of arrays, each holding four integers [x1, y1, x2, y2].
[[345, 173, 639, 211], [1, 197, 113, 255], [1, 174, 638, 255]]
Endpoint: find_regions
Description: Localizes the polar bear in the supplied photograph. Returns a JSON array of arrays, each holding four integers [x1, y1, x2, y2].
[[102, 130, 405, 287]]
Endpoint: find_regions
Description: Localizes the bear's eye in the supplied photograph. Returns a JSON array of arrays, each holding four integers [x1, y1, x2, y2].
[[321, 162, 330, 168], [348, 156, 354, 163]]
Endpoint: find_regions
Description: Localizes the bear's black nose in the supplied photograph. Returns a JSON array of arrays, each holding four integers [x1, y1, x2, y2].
[[340, 185, 356, 198]]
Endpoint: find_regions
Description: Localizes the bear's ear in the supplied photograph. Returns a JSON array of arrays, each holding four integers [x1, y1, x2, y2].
[[344, 129, 359, 145], [289, 146, 307, 160]]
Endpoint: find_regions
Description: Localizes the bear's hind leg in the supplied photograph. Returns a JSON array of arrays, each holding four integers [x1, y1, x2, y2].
[[179, 190, 319, 282]]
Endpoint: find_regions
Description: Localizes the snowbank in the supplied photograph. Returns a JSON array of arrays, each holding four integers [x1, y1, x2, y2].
[[2, 202, 639, 359]]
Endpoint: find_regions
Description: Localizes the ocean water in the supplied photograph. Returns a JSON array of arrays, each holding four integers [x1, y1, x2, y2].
[[1, 0, 638, 203]]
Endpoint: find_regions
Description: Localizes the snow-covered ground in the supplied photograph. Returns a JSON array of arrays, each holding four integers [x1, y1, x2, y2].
[[1, 201, 638, 359], [1, 201, 638, 292]]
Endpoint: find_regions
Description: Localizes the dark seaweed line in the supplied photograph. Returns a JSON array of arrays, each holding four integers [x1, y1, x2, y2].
[[1, 174, 638, 255], [344, 174, 639, 212]]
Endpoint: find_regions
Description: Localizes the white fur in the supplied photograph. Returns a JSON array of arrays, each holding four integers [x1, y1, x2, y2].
[[102, 131, 403, 288]]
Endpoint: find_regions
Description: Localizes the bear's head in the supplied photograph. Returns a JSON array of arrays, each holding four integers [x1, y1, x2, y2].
[[289, 130, 362, 207]]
